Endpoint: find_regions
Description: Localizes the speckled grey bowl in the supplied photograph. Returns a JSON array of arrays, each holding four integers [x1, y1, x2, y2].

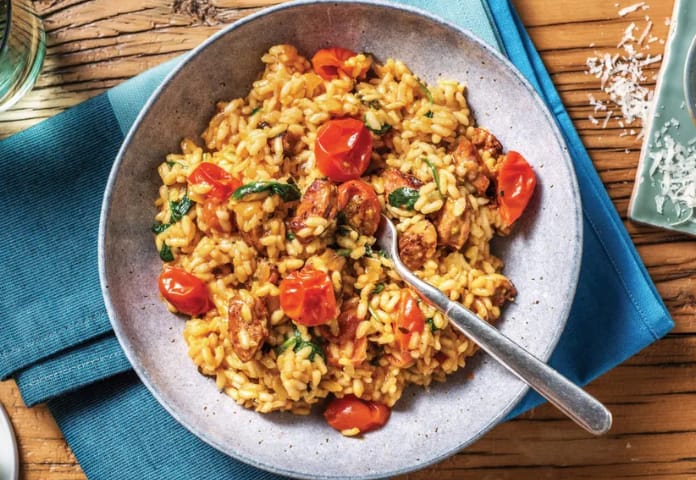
[[99, 1, 582, 478]]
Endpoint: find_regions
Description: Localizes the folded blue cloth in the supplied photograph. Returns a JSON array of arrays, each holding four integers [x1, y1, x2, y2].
[[0, 1, 672, 479]]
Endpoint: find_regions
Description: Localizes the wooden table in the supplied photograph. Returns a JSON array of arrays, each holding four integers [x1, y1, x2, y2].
[[1, 0, 691, 478]]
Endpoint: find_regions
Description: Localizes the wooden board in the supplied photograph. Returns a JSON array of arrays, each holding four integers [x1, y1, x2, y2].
[[2, 1, 693, 478]]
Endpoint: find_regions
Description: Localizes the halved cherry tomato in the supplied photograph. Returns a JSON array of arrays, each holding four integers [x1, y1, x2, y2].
[[315, 118, 373, 182], [188, 162, 242, 202], [279, 267, 338, 326], [496, 151, 536, 226], [390, 289, 425, 367], [337, 179, 381, 236], [324, 395, 391, 433], [311, 47, 367, 80], [158, 266, 213, 317]]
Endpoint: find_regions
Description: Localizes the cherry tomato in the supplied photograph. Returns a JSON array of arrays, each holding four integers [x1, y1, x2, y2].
[[390, 289, 425, 367], [324, 395, 391, 433], [158, 266, 213, 317], [315, 118, 373, 182], [496, 151, 536, 226], [337, 180, 382, 236], [188, 162, 241, 202], [311, 47, 367, 80], [279, 267, 338, 326]]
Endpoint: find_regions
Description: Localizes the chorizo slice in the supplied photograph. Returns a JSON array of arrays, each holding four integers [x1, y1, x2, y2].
[[453, 138, 491, 196], [337, 180, 382, 236], [288, 179, 338, 240], [491, 278, 517, 307], [434, 198, 471, 250], [470, 127, 503, 158], [228, 293, 269, 362], [381, 168, 423, 198], [321, 299, 368, 367], [398, 220, 437, 270]]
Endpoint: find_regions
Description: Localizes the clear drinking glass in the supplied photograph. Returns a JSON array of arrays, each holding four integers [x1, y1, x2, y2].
[[0, 0, 45, 111]]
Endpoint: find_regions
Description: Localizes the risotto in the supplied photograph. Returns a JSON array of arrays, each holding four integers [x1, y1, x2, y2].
[[152, 44, 536, 436]]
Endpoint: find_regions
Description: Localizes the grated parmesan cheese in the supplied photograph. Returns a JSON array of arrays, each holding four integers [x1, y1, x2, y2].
[[618, 2, 646, 17], [648, 120, 696, 223], [585, 3, 663, 138]]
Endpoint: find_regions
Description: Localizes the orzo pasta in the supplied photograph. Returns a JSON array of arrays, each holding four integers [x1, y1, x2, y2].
[[152, 44, 536, 436]]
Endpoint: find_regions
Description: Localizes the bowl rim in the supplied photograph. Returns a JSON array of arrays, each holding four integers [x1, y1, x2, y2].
[[98, 1, 583, 478]]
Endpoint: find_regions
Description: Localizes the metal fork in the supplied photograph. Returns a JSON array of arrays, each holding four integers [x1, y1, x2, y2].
[[374, 214, 612, 435]]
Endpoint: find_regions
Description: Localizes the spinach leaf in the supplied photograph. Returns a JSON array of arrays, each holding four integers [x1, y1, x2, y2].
[[151, 222, 171, 234], [365, 120, 392, 135], [169, 195, 192, 223], [388, 187, 420, 210], [417, 78, 434, 105], [232, 181, 301, 202], [424, 158, 443, 198], [426, 317, 440, 332], [276, 328, 326, 362], [159, 242, 174, 262]]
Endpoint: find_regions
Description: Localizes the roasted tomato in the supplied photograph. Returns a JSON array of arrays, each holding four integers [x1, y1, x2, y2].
[[337, 179, 381, 236], [279, 267, 338, 326], [188, 162, 241, 202], [390, 289, 425, 367], [496, 151, 536, 226], [311, 47, 367, 80], [324, 395, 390, 433], [158, 266, 213, 317], [315, 118, 373, 182]]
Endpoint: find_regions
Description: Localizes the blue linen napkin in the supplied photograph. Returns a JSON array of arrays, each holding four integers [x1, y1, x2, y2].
[[0, 0, 672, 478]]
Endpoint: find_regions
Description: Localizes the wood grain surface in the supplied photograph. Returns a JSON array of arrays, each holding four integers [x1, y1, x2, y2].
[[1, 0, 691, 479]]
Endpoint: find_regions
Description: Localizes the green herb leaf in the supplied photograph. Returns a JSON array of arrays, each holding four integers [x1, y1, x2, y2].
[[364, 116, 392, 135], [250, 106, 262, 115], [426, 317, 440, 332], [335, 248, 351, 257], [360, 98, 381, 109], [159, 242, 174, 262], [424, 158, 443, 199], [286, 231, 296, 241], [388, 187, 420, 210], [169, 195, 192, 223], [364, 244, 373, 257], [424, 110, 434, 118], [151, 222, 171, 234], [165, 160, 182, 168], [373, 283, 385, 294], [417, 78, 434, 105], [232, 181, 301, 202], [276, 328, 325, 362]]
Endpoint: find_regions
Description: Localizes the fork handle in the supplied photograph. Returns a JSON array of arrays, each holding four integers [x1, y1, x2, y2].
[[396, 265, 612, 435]]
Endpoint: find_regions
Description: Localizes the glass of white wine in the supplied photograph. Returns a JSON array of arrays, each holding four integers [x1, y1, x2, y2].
[[0, 0, 45, 111]]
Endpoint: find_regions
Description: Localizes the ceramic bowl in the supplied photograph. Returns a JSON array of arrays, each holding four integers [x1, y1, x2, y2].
[[685, 34, 696, 125], [99, 1, 582, 478]]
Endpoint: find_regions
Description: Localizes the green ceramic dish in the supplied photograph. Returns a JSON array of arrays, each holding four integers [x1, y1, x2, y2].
[[629, 0, 696, 233]]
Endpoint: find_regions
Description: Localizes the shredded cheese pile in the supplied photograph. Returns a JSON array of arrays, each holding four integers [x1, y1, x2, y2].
[[585, 2, 663, 138], [648, 119, 696, 224]]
